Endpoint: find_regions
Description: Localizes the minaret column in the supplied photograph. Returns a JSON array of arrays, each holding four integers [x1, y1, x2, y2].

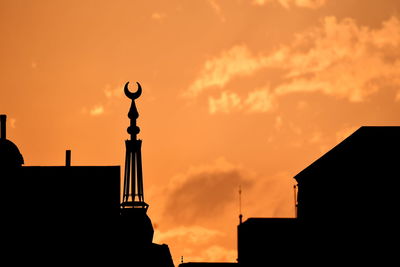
[[121, 81, 148, 210]]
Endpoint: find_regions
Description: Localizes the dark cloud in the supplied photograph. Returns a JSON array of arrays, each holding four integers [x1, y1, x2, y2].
[[163, 168, 252, 225]]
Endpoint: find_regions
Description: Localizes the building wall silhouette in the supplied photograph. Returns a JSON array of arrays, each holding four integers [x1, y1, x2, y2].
[[293, 126, 400, 263], [180, 126, 400, 266], [0, 112, 174, 266], [1, 165, 121, 263], [295, 126, 400, 227], [1, 166, 120, 219], [3, 112, 398, 265], [237, 218, 298, 266]]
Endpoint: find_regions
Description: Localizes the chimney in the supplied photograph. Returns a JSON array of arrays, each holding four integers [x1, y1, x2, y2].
[[0, 114, 6, 140], [65, 150, 71, 167]]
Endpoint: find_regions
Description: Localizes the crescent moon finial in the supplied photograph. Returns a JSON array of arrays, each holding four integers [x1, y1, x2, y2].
[[124, 81, 142, 100]]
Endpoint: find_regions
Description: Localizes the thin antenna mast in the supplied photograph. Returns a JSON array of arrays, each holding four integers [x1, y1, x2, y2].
[[239, 185, 243, 224], [293, 184, 298, 218]]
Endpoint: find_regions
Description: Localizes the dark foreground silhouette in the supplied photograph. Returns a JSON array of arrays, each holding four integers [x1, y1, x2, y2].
[[0, 82, 174, 266], [181, 126, 400, 266], [2, 98, 400, 265]]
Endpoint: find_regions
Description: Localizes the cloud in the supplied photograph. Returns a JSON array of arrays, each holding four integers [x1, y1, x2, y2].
[[208, 91, 242, 114], [244, 171, 296, 218], [253, 0, 327, 9], [154, 226, 223, 245], [153, 224, 236, 265], [207, 86, 275, 114], [9, 118, 16, 128], [395, 90, 400, 102], [187, 15, 400, 113], [83, 83, 127, 116], [151, 12, 166, 21], [89, 105, 104, 116], [185, 45, 270, 97], [104, 84, 124, 98], [274, 16, 400, 102], [207, 0, 226, 22], [176, 244, 236, 263], [335, 126, 358, 143], [274, 115, 283, 130], [196, 245, 236, 263], [244, 87, 275, 113], [158, 162, 295, 265], [163, 158, 252, 225]]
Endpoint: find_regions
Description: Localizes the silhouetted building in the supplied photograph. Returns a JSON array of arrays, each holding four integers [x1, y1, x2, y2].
[[293, 126, 400, 262], [119, 82, 174, 267], [0, 114, 120, 218], [237, 218, 298, 266], [180, 126, 400, 266], [1, 114, 121, 264], [295, 126, 400, 225], [178, 218, 298, 267], [0, 82, 174, 265]]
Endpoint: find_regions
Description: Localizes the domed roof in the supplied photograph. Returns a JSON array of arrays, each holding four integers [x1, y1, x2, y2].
[[0, 138, 24, 167]]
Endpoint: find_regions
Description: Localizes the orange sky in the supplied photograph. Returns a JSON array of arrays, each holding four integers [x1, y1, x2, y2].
[[2, 0, 400, 264]]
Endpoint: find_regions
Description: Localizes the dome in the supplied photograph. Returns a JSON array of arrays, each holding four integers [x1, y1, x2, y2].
[[120, 208, 154, 244], [0, 138, 24, 167]]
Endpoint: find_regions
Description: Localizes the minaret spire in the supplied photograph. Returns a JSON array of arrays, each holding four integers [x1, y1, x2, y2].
[[118, 82, 175, 266], [121, 81, 148, 211]]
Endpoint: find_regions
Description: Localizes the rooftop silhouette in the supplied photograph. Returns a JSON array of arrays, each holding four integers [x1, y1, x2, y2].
[[0, 82, 174, 266], [2, 87, 399, 265], [180, 126, 400, 266], [295, 126, 400, 224]]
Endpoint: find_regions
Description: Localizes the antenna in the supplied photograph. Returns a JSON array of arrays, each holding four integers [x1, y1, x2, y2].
[[293, 184, 298, 218], [65, 150, 71, 167], [0, 114, 6, 140], [239, 185, 243, 224]]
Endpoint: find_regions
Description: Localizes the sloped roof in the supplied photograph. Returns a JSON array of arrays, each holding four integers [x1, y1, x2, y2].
[[294, 126, 400, 182]]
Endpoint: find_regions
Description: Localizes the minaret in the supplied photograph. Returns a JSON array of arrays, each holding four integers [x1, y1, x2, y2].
[[121, 81, 147, 210], [120, 81, 154, 246]]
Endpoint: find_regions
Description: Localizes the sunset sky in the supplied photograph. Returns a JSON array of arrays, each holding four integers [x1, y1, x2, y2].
[[2, 0, 400, 264]]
